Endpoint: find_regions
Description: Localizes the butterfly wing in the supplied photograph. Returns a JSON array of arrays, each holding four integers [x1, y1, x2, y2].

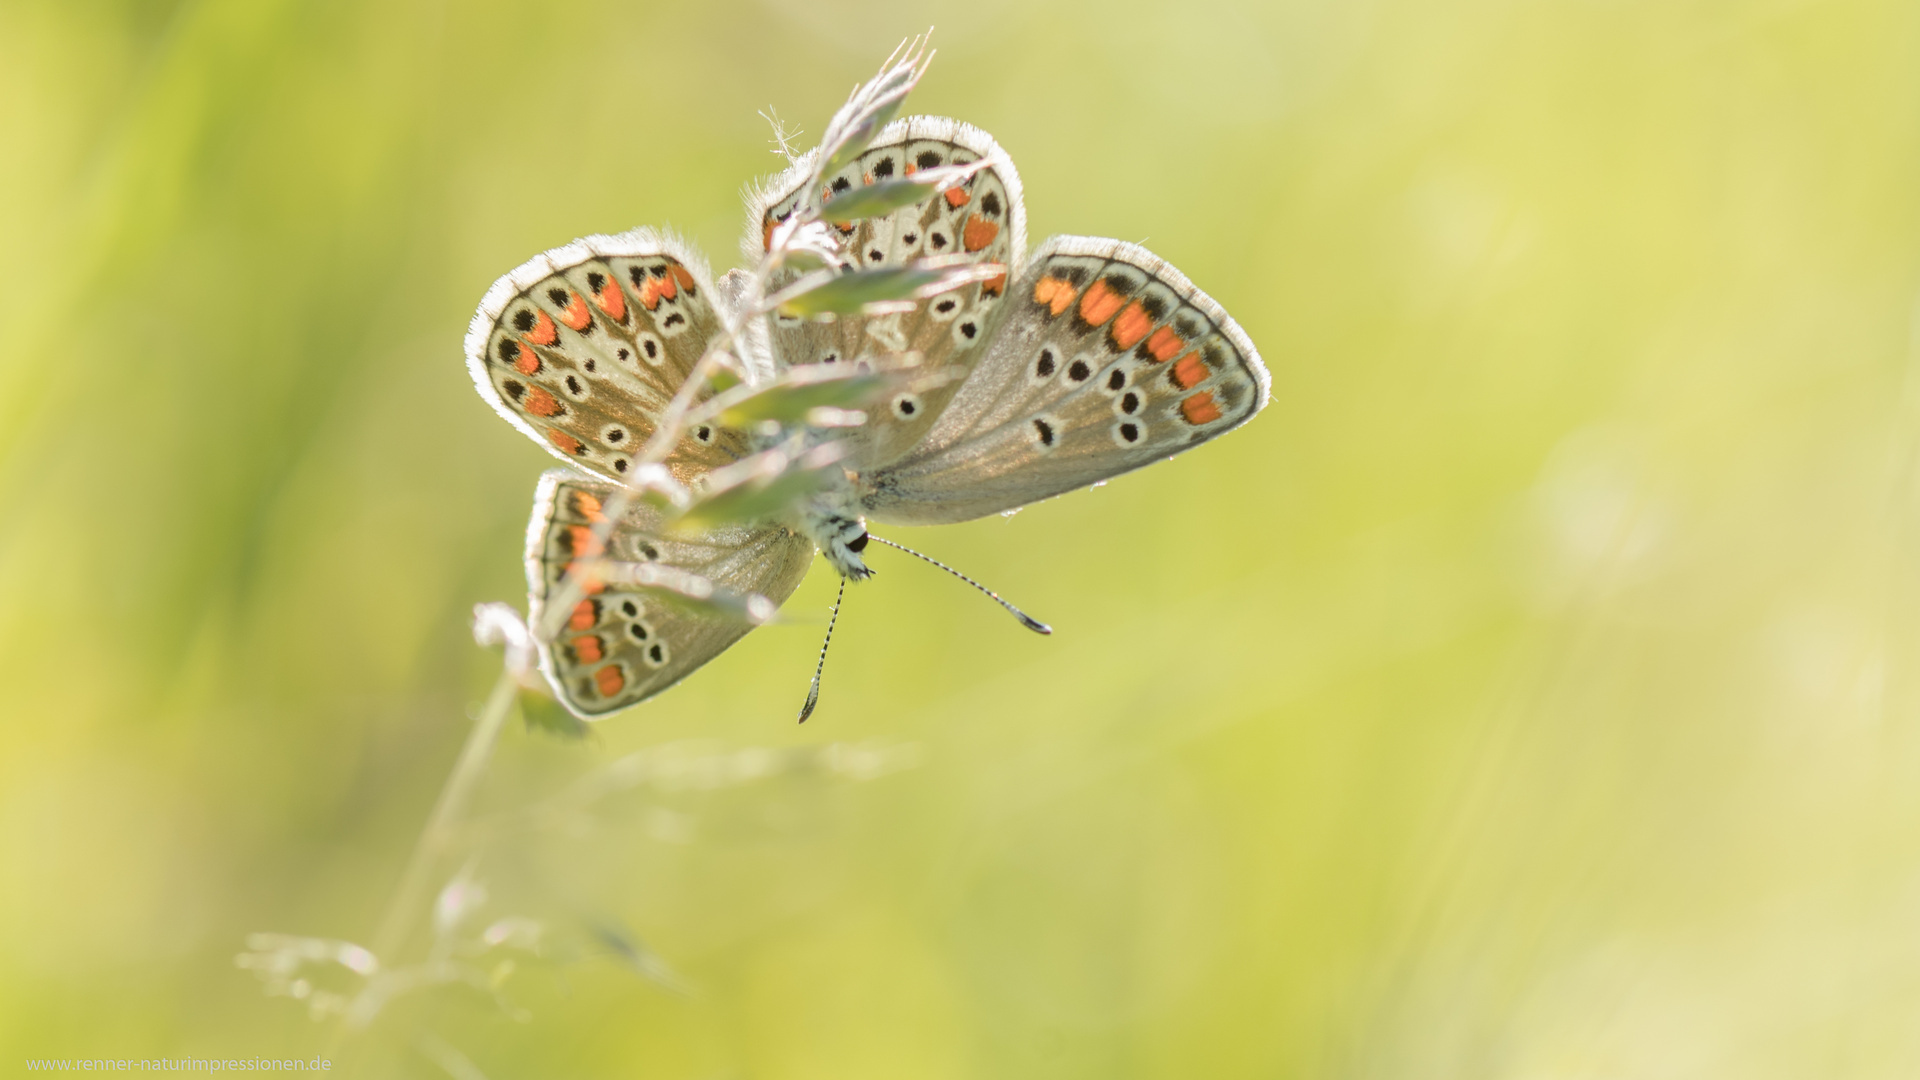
[[746, 116, 1027, 472], [526, 471, 815, 718], [464, 229, 755, 485], [857, 235, 1270, 525]]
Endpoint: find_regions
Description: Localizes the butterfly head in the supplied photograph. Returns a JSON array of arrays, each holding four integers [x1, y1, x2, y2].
[[796, 500, 874, 581]]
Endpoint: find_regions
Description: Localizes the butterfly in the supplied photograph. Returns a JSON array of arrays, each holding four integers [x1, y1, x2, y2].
[[464, 115, 1269, 719]]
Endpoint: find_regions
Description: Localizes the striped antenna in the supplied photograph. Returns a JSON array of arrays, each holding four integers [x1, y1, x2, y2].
[[867, 535, 1052, 635], [797, 576, 848, 723]]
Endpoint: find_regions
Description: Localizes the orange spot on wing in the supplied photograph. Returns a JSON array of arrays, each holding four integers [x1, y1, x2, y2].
[[1171, 352, 1210, 389], [1110, 302, 1153, 350], [763, 218, 777, 251], [595, 664, 625, 698], [945, 186, 970, 208], [638, 277, 662, 310], [656, 269, 678, 301], [568, 599, 600, 632], [563, 525, 605, 557], [981, 270, 1007, 297], [1181, 390, 1223, 425], [1145, 325, 1185, 362], [594, 278, 626, 321], [558, 291, 591, 331], [522, 309, 558, 346], [547, 429, 585, 456], [1079, 281, 1125, 326], [570, 635, 604, 663], [508, 341, 541, 375], [903, 161, 917, 175], [669, 264, 696, 295], [569, 490, 605, 522], [1032, 276, 1076, 316], [524, 386, 561, 417], [963, 214, 1000, 252]]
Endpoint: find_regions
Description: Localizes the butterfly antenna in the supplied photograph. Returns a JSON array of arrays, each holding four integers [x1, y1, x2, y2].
[[867, 535, 1052, 635], [797, 576, 847, 723]]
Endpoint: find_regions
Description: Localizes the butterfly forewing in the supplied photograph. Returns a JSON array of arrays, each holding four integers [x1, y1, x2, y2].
[[465, 230, 750, 484], [858, 235, 1270, 525], [749, 117, 1028, 472], [526, 471, 815, 717]]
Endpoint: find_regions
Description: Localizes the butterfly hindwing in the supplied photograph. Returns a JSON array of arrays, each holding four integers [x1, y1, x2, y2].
[[748, 116, 1027, 472], [465, 229, 749, 485], [857, 235, 1270, 525], [526, 471, 815, 718]]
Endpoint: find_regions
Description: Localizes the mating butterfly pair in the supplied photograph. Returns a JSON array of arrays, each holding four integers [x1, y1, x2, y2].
[[465, 116, 1268, 718]]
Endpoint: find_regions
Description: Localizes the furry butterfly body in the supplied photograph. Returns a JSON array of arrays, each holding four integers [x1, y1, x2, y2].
[[466, 115, 1269, 718]]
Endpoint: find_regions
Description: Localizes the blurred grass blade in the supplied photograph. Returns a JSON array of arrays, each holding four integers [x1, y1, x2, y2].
[[815, 36, 932, 181], [514, 688, 589, 740], [820, 161, 989, 222], [700, 365, 893, 428], [621, 462, 692, 514], [772, 259, 1004, 318], [672, 443, 850, 531], [585, 560, 782, 625], [588, 921, 693, 996]]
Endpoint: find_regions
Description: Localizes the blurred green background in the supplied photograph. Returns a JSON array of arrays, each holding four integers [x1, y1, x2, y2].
[[6, 0, 1920, 1074]]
